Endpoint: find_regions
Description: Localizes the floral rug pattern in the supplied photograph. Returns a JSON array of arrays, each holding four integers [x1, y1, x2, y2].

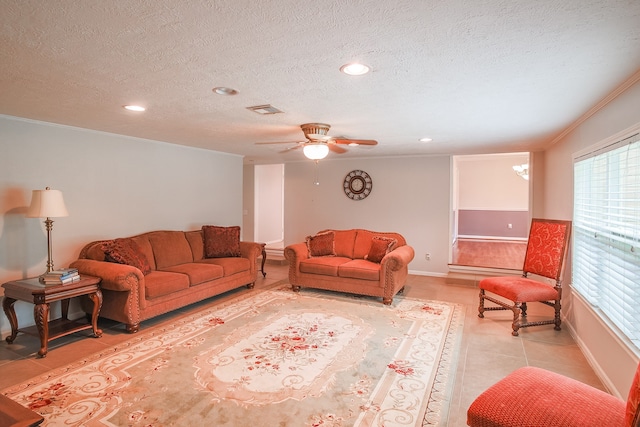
[[2, 287, 464, 426]]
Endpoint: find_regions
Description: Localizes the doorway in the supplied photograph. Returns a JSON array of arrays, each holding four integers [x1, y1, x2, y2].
[[254, 164, 284, 249], [451, 153, 530, 270]]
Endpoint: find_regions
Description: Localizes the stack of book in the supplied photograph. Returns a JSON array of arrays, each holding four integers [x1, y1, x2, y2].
[[40, 268, 80, 285]]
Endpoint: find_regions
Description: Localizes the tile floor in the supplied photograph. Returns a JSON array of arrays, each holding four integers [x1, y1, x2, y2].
[[0, 264, 606, 426]]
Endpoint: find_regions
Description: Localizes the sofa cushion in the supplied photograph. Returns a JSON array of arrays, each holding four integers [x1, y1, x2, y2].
[[333, 229, 357, 258], [338, 259, 381, 281], [185, 230, 205, 260], [306, 231, 336, 257], [353, 230, 375, 259], [160, 263, 224, 285], [148, 231, 194, 269], [144, 271, 190, 299], [299, 257, 351, 276], [101, 238, 152, 275], [130, 235, 156, 271], [365, 237, 398, 263], [198, 257, 250, 276], [85, 241, 107, 261], [203, 225, 241, 258]]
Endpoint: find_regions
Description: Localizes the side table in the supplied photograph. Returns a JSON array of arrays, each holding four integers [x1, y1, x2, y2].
[[2, 275, 103, 358], [0, 394, 43, 427]]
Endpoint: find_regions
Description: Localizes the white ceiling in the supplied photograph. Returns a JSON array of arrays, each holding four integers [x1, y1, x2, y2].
[[2, 0, 640, 164]]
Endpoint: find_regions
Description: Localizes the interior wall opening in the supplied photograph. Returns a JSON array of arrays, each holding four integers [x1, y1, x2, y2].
[[254, 164, 284, 249], [451, 152, 531, 270]]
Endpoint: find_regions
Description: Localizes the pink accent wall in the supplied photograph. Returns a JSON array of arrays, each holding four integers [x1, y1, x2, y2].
[[458, 210, 528, 238]]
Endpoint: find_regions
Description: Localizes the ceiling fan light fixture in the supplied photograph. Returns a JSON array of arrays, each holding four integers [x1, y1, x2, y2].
[[340, 63, 370, 76], [303, 143, 329, 160]]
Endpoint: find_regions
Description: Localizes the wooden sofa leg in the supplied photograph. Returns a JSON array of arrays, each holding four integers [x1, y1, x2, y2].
[[383, 297, 392, 305], [246, 283, 255, 289], [292, 285, 300, 293], [126, 323, 140, 334]]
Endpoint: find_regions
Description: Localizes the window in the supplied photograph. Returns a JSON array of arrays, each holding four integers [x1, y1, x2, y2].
[[573, 133, 640, 347]]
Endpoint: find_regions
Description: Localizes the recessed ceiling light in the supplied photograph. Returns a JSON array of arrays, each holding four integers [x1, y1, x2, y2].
[[419, 137, 433, 142], [213, 87, 238, 96], [124, 105, 145, 112], [340, 63, 370, 76]]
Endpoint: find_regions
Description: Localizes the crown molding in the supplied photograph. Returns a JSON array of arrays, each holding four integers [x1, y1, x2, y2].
[[547, 68, 640, 147]]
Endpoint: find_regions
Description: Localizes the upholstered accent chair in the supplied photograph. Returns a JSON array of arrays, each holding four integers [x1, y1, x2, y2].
[[467, 362, 640, 426], [478, 218, 572, 336]]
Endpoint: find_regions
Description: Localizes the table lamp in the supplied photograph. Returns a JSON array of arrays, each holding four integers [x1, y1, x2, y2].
[[26, 187, 69, 275]]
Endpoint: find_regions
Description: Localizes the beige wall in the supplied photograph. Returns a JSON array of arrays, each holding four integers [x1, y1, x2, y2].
[[0, 115, 243, 334], [242, 165, 255, 240], [457, 153, 529, 210], [455, 153, 530, 238], [542, 76, 640, 398]]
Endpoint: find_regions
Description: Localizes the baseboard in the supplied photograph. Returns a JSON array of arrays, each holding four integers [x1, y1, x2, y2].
[[265, 256, 288, 266], [408, 269, 448, 278], [456, 235, 528, 242], [447, 264, 521, 277], [260, 248, 287, 266]]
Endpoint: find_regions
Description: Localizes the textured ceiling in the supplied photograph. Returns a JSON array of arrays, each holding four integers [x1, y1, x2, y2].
[[1, 0, 640, 164]]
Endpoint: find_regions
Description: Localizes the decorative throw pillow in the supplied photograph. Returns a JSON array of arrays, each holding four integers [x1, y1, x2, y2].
[[202, 225, 241, 258], [102, 238, 152, 275], [306, 231, 336, 257], [365, 236, 398, 263]]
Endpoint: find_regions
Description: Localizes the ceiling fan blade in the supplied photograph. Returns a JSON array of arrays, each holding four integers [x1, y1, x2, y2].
[[256, 140, 305, 145], [333, 138, 378, 146], [279, 145, 302, 153], [328, 144, 347, 154]]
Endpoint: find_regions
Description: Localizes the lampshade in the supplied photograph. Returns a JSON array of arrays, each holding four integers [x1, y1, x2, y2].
[[26, 187, 69, 218], [303, 143, 329, 160]]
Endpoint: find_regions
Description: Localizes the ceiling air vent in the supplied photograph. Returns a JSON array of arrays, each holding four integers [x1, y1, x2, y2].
[[246, 104, 283, 115]]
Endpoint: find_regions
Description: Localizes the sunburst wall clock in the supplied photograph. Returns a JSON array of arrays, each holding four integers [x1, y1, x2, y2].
[[343, 170, 372, 200]]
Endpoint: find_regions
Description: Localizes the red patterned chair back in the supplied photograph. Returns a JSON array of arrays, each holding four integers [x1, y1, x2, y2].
[[522, 218, 572, 280], [627, 361, 640, 427]]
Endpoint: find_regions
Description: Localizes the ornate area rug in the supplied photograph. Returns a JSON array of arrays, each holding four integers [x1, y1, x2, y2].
[[2, 286, 464, 426]]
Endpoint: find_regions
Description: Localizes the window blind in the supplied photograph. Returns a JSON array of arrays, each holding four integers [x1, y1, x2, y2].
[[573, 133, 640, 347]]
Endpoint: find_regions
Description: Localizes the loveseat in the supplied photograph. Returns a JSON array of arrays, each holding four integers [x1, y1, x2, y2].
[[70, 227, 262, 333], [284, 229, 415, 304]]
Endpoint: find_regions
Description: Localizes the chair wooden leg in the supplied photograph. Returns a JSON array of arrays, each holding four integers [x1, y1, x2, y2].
[[521, 302, 528, 316], [554, 300, 562, 330], [511, 303, 522, 336], [478, 290, 485, 318]]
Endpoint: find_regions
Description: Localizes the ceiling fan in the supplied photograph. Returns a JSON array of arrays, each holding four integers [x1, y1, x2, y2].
[[257, 123, 378, 160]]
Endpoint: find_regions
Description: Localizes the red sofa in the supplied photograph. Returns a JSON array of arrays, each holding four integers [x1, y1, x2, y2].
[[71, 229, 262, 333], [284, 229, 414, 304]]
